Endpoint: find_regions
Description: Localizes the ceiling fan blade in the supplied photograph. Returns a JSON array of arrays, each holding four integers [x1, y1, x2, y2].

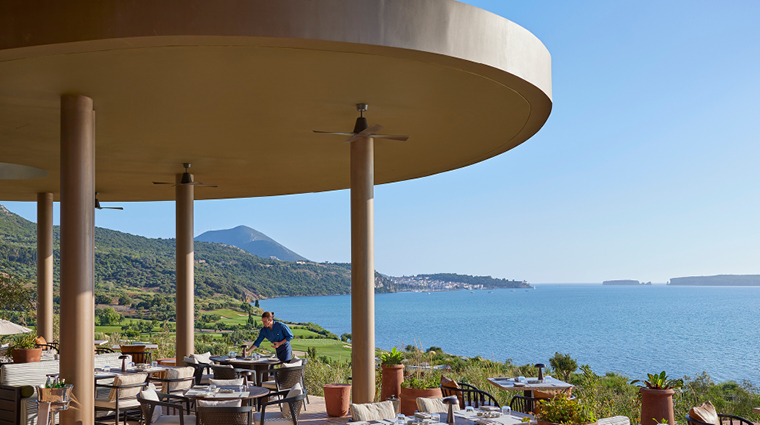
[[103, 207, 124, 210], [345, 124, 384, 144], [373, 134, 409, 141], [313, 130, 355, 136], [193, 183, 218, 188], [153, 181, 173, 185]]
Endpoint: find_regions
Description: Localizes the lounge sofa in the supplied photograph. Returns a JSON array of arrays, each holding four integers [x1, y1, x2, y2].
[[0, 353, 124, 425]]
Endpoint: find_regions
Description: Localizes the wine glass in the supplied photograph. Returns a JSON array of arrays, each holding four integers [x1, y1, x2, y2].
[[151, 360, 158, 368], [103, 365, 110, 373]]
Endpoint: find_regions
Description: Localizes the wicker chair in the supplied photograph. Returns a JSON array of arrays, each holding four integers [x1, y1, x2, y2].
[[184, 359, 213, 385], [440, 382, 500, 408], [509, 395, 539, 414], [211, 364, 246, 380], [686, 414, 753, 425], [137, 392, 194, 425], [255, 390, 307, 425], [197, 406, 253, 425], [148, 367, 196, 394]]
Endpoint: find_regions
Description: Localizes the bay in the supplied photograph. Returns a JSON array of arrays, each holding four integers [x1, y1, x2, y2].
[[261, 284, 760, 385]]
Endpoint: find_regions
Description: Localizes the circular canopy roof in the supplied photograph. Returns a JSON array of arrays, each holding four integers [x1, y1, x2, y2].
[[0, 0, 551, 202]]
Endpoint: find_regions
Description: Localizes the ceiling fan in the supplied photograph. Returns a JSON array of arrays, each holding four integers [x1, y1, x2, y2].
[[153, 163, 218, 187], [95, 192, 123, 210], [313, 103, 409, 143]]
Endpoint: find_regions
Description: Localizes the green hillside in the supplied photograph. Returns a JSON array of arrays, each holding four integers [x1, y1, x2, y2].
[[0, 205, 396, 300]]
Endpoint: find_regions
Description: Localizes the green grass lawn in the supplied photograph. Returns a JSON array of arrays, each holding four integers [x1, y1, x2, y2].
[[290, 338, 352, 361]]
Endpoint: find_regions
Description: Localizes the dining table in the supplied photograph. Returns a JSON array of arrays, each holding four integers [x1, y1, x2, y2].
[[487, 376, 573, 398], [183, 384, 269, 409], [352, 409, 533, 425], [210, 355, 282, 385]]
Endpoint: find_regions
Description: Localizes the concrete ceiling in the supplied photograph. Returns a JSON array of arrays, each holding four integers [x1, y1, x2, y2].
[[0, 0, 552, 202]]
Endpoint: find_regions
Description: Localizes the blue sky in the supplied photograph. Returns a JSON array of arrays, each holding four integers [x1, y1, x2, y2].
[[4, 1, 760, 283]]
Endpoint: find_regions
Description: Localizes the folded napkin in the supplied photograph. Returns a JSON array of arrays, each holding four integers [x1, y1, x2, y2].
[[480, 407, 500, 412]]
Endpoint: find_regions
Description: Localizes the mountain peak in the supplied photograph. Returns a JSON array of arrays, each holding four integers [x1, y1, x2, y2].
[[195, 226, 307, 262]]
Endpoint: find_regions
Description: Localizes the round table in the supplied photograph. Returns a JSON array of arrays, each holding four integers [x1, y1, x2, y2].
[[184, 385, 269, 408], [213, 356, 282, 385]]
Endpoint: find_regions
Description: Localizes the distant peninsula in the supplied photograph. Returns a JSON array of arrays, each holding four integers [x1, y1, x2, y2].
[[603, 280, 652, 285], [669, 275, 760, 286]]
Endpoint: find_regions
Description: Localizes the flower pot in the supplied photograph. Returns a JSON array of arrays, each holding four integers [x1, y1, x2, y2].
[[323, 384, 351, 417], [400, 387, 442, 415], [380, 364, 405, 402], [640, 388, 675, 425], [12, 348, 42, 363]]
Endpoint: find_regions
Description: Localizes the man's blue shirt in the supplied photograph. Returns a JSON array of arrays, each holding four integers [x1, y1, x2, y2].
[[253, 321, 294, 347]]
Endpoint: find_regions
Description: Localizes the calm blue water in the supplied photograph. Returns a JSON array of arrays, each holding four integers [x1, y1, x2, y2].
[[261, 285, 760, 385]]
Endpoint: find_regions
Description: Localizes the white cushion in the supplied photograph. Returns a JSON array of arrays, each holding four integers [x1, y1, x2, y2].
[[94, 398, 141, 409], [209, 378, 244, 386], [281, 383, 302, 419], [183, 356, 198, 365], [141, 386, 161, 424], [191, 352, 212, 364], [154, 415, 197, 425], [254, 411, 292, 425], [165, 367, 195, 392], [280, 360, 302, 368], [416, 397, 459, 414], [197, 399, 241, 407], [108, 373, 147, 401], [200, 374, 212, 385], [350, 401, 396, 421]]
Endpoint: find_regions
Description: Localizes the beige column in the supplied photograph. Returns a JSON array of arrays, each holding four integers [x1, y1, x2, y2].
[[36, 192, 54, 342], [175, 181, 195, 362], [351, 136, 376, 403], [59, 94, 95, 425]]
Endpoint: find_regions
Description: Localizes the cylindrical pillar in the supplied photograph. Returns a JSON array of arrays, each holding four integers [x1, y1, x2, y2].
[[350, 136, 375, 403], [175, 181, 195, 362], [59, 94, 95, 425], [36, 192, 54, 343]]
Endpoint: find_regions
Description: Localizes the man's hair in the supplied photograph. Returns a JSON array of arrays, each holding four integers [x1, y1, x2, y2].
[[261, 311, 274, 320]]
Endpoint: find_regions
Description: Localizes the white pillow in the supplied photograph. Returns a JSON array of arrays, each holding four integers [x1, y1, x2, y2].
[[183, 356, 198, 365], [416, 397, 459, 413], [197, 399, 241, 407], [165, 367, 195, 392], [192, 352, 212, 364], [281, 360, 302, 368], [140, 386, 161, 424], [350, 401, 396, 421], [209, 378, 244, 386], [281, 383, 303, 419]]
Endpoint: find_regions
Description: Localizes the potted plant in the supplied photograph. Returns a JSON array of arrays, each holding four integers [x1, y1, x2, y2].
[[631, 371, 683, 425], [534, 396, 597, 425], [380, 347, 405, 402], [399, 371, 442, 415], [10, 332, 42, 363]]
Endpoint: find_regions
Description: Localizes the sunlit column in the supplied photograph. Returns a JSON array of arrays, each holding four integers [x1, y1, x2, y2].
[[59, 94, 95, 425], [351, 136, 375, 403], [37, 192, 54, 342], [175, 180, 195, 362]]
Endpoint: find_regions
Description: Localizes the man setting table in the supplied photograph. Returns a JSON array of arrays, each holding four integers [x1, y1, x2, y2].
[[242, 311, 294, 363]]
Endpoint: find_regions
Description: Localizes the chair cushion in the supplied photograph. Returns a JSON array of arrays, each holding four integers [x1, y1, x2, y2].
[[281, 383, 302, 419], [262, 380, 277, 389], [197, 399, 241, 407], [140, 387, 162, 424], [689, 401, 719, 425], [209, 378, 245, 386], [281, 360, 302, 368], [35, 336, 47, 345], [190, 352, 212, 364], [166, 367, 195, 392], [416, 397, 459, 414], [184, 356, 198, 365], [350, 401, 396, 421], [200, 374, 212, 385], [94, 398, 142, 409], [254, 411, 292, 425], [154, 415, 197, 425], [109, 373, 147, 401]]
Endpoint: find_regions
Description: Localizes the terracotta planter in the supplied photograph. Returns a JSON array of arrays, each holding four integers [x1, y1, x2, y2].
[[323, 384, 351, 417], [380, 365, 405, 402], [12, 348, 42, 363], [640, 388, 675, 425], [400, 387, 442, 415]]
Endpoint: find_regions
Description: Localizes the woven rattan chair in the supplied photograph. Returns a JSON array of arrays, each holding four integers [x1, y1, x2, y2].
[[256, 390, 307, 425], [258, 364, 305, 393], [211, 364, 244, 380], [687, 414, 753, 425], [137, 392, 194, 425], [148, 367, 196, 394], [197, 406, 253, 425], [440, 382, 500, 408]]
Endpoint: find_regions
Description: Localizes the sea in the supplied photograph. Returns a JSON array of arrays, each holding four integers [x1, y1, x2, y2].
[[260, 284, 760, 386]]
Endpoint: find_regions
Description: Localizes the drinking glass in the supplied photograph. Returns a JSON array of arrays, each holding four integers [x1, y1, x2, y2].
[[229, 351, 236, 358], [208, 384, 217, 393], [397, 413, 406, 425], [103, 365, 110, 373], [518, 375, 526, 383], [465, 406, 475, 414], [151, 360, 158, 368], [501, 406, 511, 417], [129, 362, 135, 369], [431, 413, 440, 423]]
